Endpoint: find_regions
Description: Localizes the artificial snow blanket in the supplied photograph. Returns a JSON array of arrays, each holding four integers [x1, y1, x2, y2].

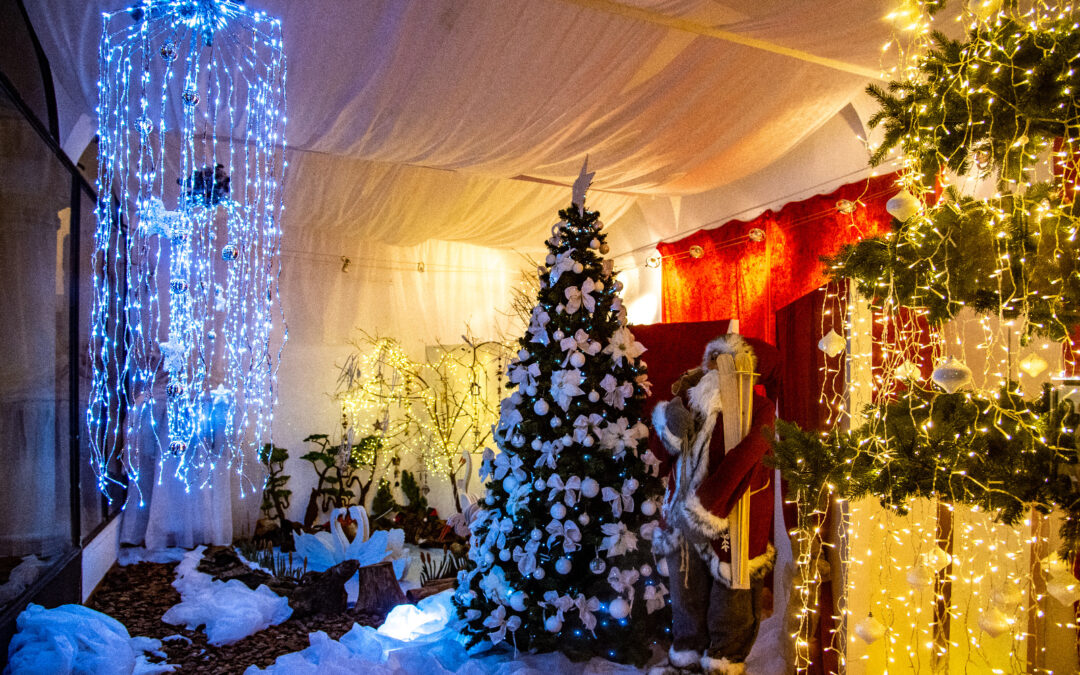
[[4, 603, 174, 675], [161, 546, 292, 646], [245, 590, 644, 675]]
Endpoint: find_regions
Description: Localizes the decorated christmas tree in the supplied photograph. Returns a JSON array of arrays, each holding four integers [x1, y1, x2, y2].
[[454, 162, 670, 663]]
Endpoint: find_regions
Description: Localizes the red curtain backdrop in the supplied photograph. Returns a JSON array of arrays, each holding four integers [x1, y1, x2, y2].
[[658, 172, 900, 343]]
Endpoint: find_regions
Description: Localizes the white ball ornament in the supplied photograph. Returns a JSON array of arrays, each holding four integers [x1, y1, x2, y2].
[[533, 568, 546, 580], [510, 591, 528, 612], [582, 436, 594, 448], [573, 262, 584, 274], [510, 392, 522, 404], [640, 564, 652, 577], [546, 254, 555, 265], [534, 399, 550, 415], [609, 598, 631, 620], [578, 513, 591, 525], [550, 503, 567, 520], [589, 558, 606, 574], [555, 558, 572, 575], [594, 281, 604, 291], [483, 551, 495, 566], [511, 434, 525, 448], [590, 239, 600, 249], [553, 330, 565, 341], [518, 349, 530, 361], [570, 352, 586, 368], [499, 549, 512, 562], [853, 613, 886, 644], [502, 475, 519, 492], [581, 477, 599, 498], [550, 417, 561, 428], [588, 391, 600, 403], [545, 615, 563, 633], [534, 478, 546, 491], [532, 439, 542, 450], [530, 528, 543, 541], [641, 500, 657, 516]]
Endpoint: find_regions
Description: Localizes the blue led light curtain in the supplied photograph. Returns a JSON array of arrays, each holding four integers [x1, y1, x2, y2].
[[90, 0, 286, 498]]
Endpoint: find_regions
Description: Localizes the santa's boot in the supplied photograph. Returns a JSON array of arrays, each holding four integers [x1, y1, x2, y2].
[[700, 655, 746, 675], [647, 647, 704, 675]]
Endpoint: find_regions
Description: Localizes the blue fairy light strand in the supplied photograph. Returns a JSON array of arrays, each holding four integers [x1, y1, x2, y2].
[[89, 0, 286, 499]]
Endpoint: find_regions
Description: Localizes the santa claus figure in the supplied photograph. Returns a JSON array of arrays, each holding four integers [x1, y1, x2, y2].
[[648, 333, 779, 675]]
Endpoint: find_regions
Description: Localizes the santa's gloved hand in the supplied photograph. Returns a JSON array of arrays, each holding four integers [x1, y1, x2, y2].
[[664, 398, 692, 438]]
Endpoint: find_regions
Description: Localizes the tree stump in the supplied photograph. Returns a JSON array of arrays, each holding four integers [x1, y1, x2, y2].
[[353, 561, 407, 618]]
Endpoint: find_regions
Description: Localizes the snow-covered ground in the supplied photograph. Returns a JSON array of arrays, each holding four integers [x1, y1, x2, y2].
[[161, 546, 293, 646], [4, 604, 175, 675]]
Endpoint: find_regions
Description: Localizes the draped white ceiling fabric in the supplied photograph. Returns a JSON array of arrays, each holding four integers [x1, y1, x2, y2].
[[28, 0, 909, 253]]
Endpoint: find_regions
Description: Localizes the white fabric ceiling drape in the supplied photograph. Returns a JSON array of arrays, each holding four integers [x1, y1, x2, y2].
[[27, 0, 905, 251]]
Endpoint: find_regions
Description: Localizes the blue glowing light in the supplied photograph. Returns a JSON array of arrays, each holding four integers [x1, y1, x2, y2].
[[89, 0, 286, 498]]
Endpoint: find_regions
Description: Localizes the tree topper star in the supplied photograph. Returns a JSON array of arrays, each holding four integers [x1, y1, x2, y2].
[[571, 156, 595, 216]]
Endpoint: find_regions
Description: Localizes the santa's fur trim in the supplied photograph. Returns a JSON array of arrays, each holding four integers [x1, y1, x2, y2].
[[652, 401, 683, 456], [670, 646, 701, 668], [697, 542, 776, 587], [701, 656, 746, 675], [682, 493, 729, 539], [701, 333, 756, 372], [651, 526, 678, 557], [687, 369, 723, 417]]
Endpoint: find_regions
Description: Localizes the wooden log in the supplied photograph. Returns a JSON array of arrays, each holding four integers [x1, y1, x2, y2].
[[405, 578, 455, 604], [353, 561, 407, 617]]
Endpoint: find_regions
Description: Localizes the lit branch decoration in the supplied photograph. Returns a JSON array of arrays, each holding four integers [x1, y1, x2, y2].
[[89, 0, 286, 497]]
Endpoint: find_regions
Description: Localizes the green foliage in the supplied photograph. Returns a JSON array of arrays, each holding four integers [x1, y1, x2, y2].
[[769, 385, 1080, 555], [453, 202, 669, 664], [371, 479, 397, 520], [867, 19, 1080, 185], [301, 432, 386, 512], [399, 469, 428, 511], [825, 184, 1080, 340], [258, 443, 292, 524]]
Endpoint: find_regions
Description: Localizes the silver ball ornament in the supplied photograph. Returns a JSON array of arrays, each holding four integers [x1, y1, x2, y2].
[[589, 557, 606, 574]]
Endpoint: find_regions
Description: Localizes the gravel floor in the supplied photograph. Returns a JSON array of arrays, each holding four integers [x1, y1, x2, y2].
[[87, 559, 383, 674]]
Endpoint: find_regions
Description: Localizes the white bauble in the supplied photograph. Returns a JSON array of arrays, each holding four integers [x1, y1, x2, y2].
[[511, 435, 525, 448], [906, 564, 935, 589], [553, 330, 565, 341], [550, 417, 561, 428], [641, 500, 657, 517], [609, 598, 631, 620], [990, 586, 1023, 610], [932, 357, 972, 394], [595, 281, 604, 291], [573, 263, 584, 274], [534, 399, 550, 415], [502, 475, 520, 493], [531, 439, 542, 450], [533, 568, 546, 580], [555, 558, 572, 575], [582, 436, 594, 448], [483, 551, 495, 566], [581, 477, 600, 498], [657, 558, 669, 577], [578, 513, 591, 525], [853, 613, 886, 644], [545, 615, 563, 633], [534, 478, 546, 490], [518, 349, 530, 361], [551, 503, 567, 520], [546, 254, 555, 265], [509, 591, 528, 612], [640, 564, 652, 577], [977, 606, 1012, 638], [1046, 576, 1080, 606], [588, 391, 600, 402], [531, 528, 543, 541], [499, 549, 511, 562], [570, 352, 586, 368], [886, 189, 921, 222], [589, 558, 606, 574], [589, 239, 600, 249]]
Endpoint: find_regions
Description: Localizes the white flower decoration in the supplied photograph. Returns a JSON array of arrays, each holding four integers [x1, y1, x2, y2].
[[599, 417, 649, 459], [603, 327, 646, 366], [549, 251, 576, 284], [483, 605, 521, 645], [550, 369, 585, 410], [599, 522, 638, 558]]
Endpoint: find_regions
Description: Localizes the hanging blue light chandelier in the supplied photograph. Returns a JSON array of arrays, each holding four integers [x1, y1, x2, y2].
[[90, 0, 286, 497]]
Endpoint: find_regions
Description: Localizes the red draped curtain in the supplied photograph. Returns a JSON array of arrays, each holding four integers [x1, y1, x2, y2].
[[658, 173, 899, 342]]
